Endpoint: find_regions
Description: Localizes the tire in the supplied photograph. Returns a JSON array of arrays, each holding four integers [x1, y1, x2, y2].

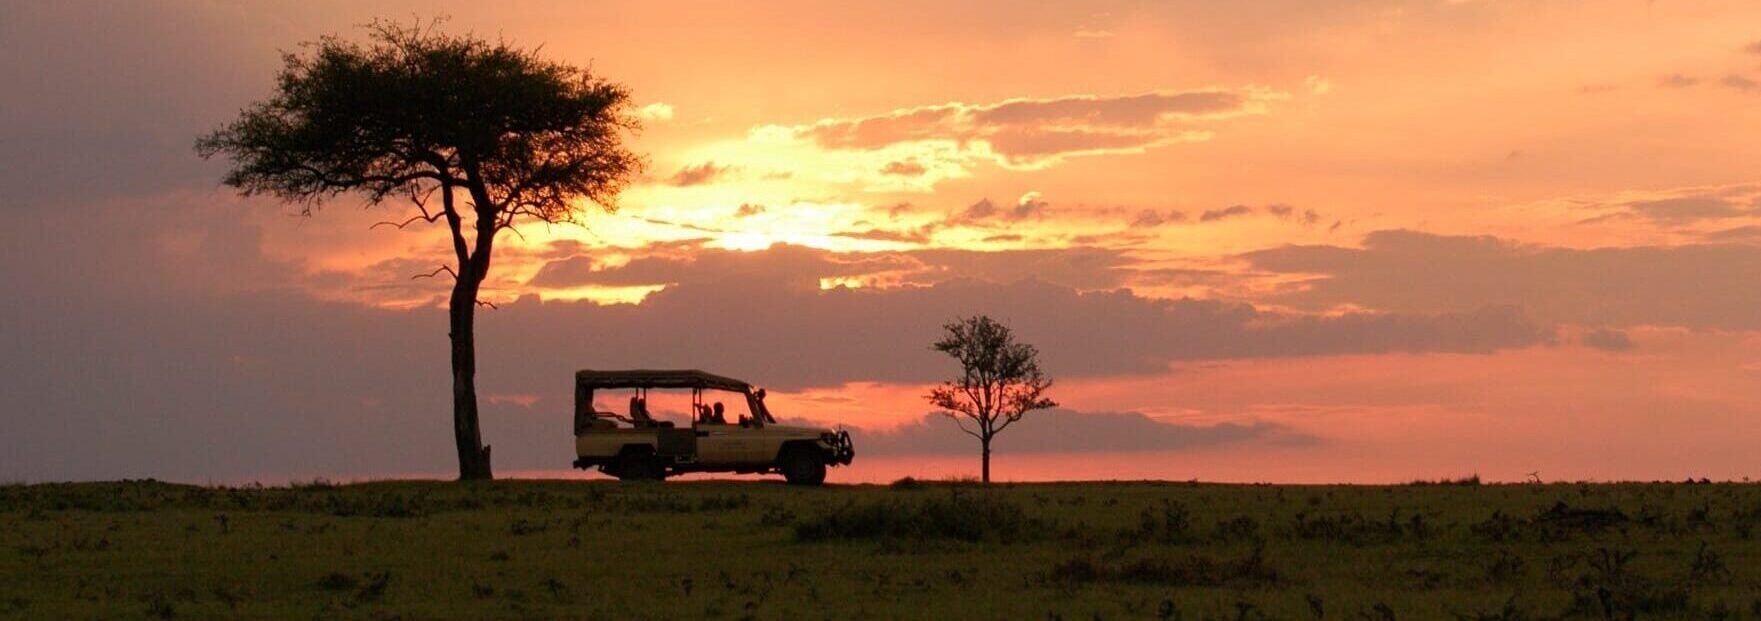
[[779, 450, 826, 486], [612, 452, 666, 481]]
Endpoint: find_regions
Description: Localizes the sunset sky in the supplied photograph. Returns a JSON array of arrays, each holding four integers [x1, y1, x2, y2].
[[4, 1, 1760, 483]]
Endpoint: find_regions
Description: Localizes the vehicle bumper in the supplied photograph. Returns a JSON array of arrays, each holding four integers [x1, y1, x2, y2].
[[828, 430, 855, 466]]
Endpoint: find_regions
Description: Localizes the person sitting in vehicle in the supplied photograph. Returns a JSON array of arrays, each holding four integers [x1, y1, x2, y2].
[[711, 402, 728, 425], [695, 403, 715, 425], [630, 396, 654, 426]]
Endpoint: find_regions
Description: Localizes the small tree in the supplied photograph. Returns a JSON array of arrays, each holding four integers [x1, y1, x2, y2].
[[926, 315, 1057, 483], [197, 20, 642, 480]]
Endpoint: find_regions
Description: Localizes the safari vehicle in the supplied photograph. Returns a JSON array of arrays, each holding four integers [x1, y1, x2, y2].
[[570, 369, 855, 485]]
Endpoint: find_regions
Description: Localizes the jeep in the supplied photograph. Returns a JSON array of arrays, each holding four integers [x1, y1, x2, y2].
[[570, 369, 855, 485]]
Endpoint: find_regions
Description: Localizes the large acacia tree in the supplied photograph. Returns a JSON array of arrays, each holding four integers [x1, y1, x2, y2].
[[926, 315, 1057, 483], [198, 21, 642, 480]]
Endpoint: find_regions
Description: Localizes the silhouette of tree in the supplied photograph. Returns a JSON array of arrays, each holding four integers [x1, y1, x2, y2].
[[197, 19, 642, 480], [926, 315, 1057, 483]]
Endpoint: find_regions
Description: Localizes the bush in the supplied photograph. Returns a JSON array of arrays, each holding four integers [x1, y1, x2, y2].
[[794, 490, 1032, 543], [1048, 547, 1278, 587]]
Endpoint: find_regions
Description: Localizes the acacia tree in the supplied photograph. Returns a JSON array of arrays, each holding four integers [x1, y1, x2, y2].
[[197, 21, 642, 480], [926, 315, 1057, 483]]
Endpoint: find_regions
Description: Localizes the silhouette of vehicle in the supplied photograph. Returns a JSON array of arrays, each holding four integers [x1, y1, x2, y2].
[[570, 369, 855, 485]]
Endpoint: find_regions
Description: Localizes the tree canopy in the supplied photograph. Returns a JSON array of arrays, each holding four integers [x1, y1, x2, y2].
[[927, 315, 1057, 482], [197, 19, 643, 479]]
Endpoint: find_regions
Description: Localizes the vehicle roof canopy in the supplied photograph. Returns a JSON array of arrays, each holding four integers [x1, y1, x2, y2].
[[574, 369, 753, 392]]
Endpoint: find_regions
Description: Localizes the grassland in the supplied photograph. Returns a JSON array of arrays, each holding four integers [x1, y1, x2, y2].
[[3, 479, 1760, 619]]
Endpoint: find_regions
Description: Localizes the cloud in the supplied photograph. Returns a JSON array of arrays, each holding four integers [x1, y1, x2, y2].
[[666, 161, 732, 187], [786, 88, 1281, 169], [529, 243, 1140, 291], [1072, 29, 1115, 40], [1577, 187, 1761, 225], [1245, 229, 1761, 329], [1705, 225, 1761, 243], [1266, 204, 1321, 225], [0, 204, 1550, 481], [1200, 204, 1255, 222], [526, 255, 598, 288], [1130, 209, 1178, 228], [1658, 73, 1700, 88], [880, 160, 927, 176], [947, 192, 1050, 227], [1619, 197, 1753, 224], [1722, 74, 1760, 94], [831, 227, 932, 244], [734, 203, 766, 217], [853, 411, 1308, 456], [638, 102, 675, 122], [0, 2, 278, 209], [1580, 328, 1634, 352]]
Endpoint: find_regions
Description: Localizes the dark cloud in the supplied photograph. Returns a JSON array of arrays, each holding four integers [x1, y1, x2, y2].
[[1266, 204, 1321, 226], [666, 161, 732, 187], [880, 160, 927, 176], [1578, 189, 1761, 226], [831, 227, 931, 244], [1722, 74, 1760, 94], [1705, 225, 1761, 243], [528, 243, 915, 289], [948, 194, 1048, 226], [734, 203, 766, 217], [852, 411, 1309, 456], [1245, 229, 1761, 329], [1658, 73, 1700, 88], [795, 89, 1273, 167], [526, 256, 599, 288], [0, 205, 1551, 481], [1200, 205, 1255, 222], [1129, 209, 1182, 228], [529, 243, 1142, 291], [1627, 197, 1752, 223], [1580, 328, 1635, 352], [0, 3, 284, 210]]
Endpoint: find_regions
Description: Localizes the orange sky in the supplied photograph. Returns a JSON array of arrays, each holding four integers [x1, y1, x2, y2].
[[3, 1, 1760, 483]]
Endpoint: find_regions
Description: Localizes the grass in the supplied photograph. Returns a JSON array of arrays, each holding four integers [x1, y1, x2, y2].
[[2, 479, 1761, 619]]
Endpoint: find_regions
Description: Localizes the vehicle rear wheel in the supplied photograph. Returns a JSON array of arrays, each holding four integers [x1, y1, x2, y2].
[[779, 450, 826, 486], [612, 452, 667, 481]]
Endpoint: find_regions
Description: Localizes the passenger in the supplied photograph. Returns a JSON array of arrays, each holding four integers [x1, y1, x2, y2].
[[712, 402, 728, 425], [630, 396, 653, 426]]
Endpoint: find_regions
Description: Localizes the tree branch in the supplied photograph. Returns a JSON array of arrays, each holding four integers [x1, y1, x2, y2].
[[412, 265, 458, 280]]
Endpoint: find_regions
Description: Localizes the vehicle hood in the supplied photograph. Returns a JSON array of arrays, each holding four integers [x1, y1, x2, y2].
[[765, 424, 834, 437]]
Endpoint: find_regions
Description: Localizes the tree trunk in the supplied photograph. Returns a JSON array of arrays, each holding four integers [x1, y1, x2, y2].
[[449, 276, 493, 481], [981, 438, 991, 483]]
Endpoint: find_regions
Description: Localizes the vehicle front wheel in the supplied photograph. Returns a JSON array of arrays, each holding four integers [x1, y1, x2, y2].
[[779, 451, 826, 486]]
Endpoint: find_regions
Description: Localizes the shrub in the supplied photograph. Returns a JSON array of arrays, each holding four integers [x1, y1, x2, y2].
[[1047, 547, 1278, 588], [794, 490, 1031, 543]]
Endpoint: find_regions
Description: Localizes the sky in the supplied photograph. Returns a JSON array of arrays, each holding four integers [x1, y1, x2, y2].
[[3, 0, 1760, 484]]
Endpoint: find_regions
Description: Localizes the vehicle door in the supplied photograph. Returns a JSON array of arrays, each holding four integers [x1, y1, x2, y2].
[[694, 421, 758, 466]]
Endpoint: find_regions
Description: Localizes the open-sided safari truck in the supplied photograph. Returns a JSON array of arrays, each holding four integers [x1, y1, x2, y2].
[[571, 369, 855, 485]]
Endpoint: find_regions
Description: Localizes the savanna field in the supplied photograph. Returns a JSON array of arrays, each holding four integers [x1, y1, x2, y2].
[[3, 480, 1760, 620]]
